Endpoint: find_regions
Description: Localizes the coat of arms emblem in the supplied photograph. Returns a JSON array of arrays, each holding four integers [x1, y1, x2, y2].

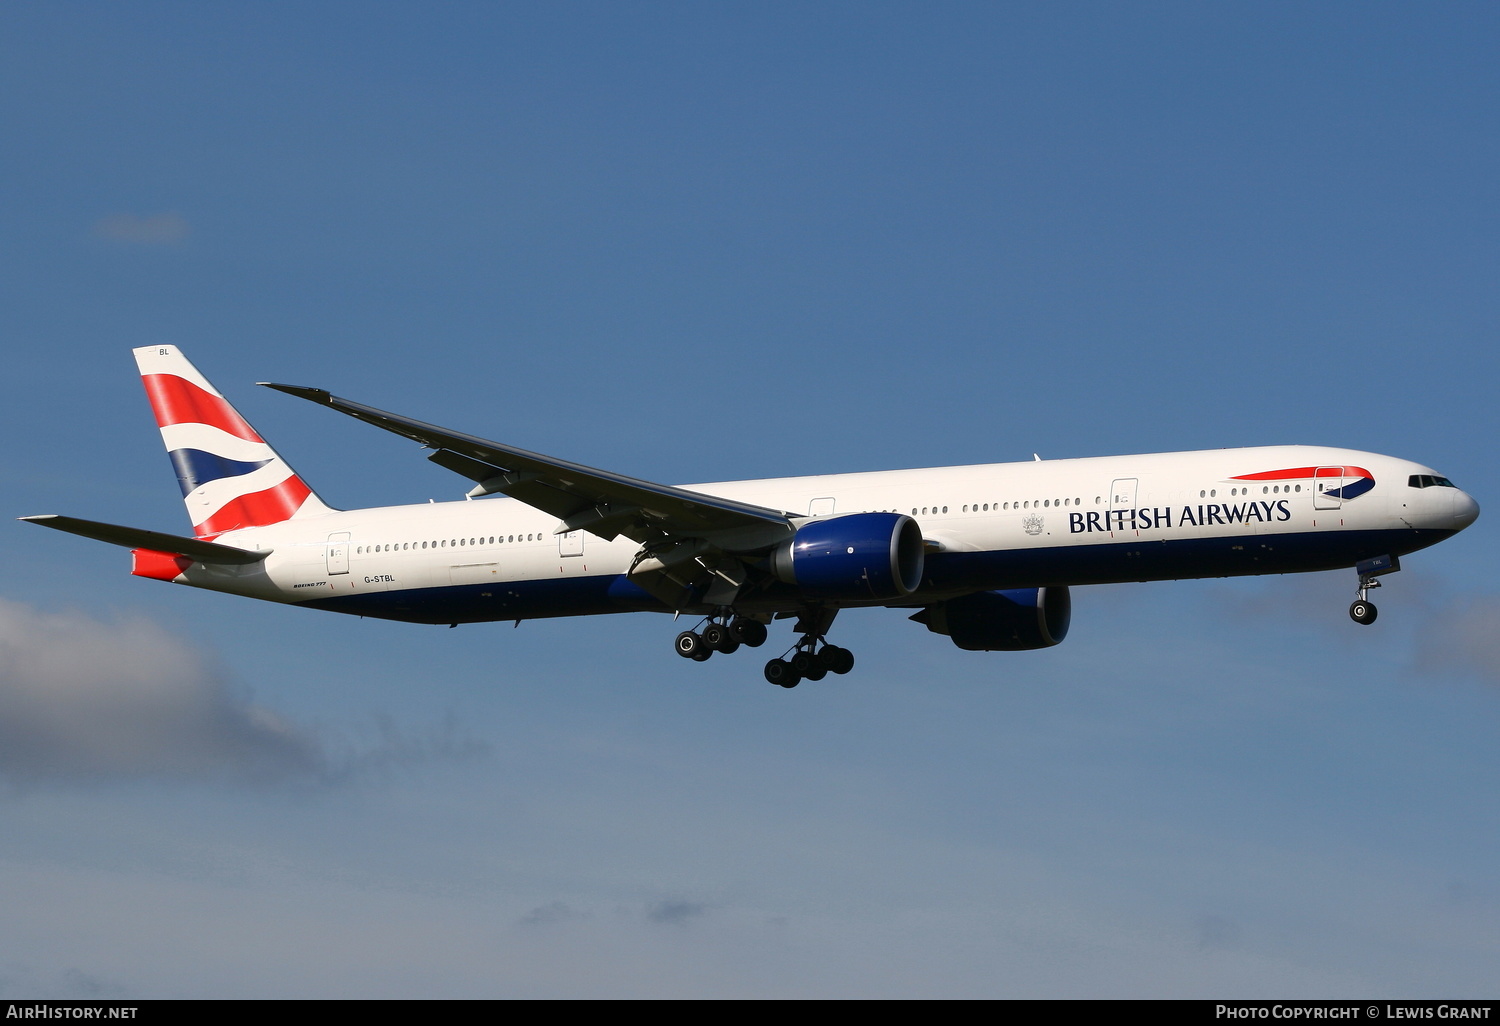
[[1023, 513, 1044, 536]]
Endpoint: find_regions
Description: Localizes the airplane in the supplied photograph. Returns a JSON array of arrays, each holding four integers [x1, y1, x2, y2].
[[20, 346, 1481, 688]]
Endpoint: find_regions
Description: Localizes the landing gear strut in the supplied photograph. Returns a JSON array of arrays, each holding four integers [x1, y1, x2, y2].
[[1349, 554, 1400, 626]]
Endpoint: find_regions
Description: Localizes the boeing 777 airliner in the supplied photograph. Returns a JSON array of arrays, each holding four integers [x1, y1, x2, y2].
[[21, 347, 1480, 687]]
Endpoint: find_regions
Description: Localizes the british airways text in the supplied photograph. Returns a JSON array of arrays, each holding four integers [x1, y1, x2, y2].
[[1069, 500, 1292, 534]]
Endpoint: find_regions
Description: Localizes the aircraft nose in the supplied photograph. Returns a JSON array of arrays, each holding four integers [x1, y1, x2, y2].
[[1453, 490, 1480, 529]]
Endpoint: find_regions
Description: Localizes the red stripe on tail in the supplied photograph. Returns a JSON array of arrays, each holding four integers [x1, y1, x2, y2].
[[193, 477, 313, 537], [141, 374, 264, 442]]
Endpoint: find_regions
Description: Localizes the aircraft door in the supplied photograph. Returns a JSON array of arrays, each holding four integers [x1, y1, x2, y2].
[[559, 530, 584, 557], [326, 532, 351, 575], [809, 497, 836, 517], [1108, 478, 1138, 534], [1314, 467, 1343, 510]]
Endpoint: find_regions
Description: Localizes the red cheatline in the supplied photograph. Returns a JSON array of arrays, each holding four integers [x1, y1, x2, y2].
[[1231, 465, 1371, 481]]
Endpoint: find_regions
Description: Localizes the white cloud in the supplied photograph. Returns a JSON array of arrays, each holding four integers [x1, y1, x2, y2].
[[0, 599, 321, 782], [1416, 593, 1500, 684], [333, 711, 490, 780], [644, 898, 708, 925], [91, 212, 191, 245]]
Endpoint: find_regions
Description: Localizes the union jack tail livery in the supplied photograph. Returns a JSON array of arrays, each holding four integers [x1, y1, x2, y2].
[[134, 346, 333, 538]]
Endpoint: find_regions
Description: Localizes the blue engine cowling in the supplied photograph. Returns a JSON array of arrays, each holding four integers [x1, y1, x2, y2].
[[770, 512, 925, 601], [911, 587, 1071, 651]]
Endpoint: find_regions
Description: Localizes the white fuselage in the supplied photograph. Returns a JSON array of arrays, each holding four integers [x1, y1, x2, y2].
[[163, 444, 1477, 625]]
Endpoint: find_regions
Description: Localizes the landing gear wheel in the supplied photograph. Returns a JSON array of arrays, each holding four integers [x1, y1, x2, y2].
[[730, 618, 768, 648], [1350, 600, 1377, 625], [791, 651, 817, 675], [821, 645, 855, 675], [802, 665, 828, 682], [691, 647, 713, 661], [675, 631, 706, 659], [764, 659, 800, 688], [702, 623, 739, 654]]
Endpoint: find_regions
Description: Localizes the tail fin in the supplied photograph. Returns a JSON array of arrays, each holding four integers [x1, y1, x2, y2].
[[134, 346, 334, 538]]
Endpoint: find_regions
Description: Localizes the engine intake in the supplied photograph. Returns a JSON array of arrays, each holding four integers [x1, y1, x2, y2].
[[912, 587, 1071, 651], [771, 512, 924, 601]]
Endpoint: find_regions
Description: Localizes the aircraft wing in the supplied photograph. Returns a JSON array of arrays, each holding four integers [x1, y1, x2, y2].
[[18, 514, 270, 564], [259, 383, 794, 546]]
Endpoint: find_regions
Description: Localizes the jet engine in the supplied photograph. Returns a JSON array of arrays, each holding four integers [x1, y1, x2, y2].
[[911, 586, 1071, 651], [770, 512, 924, 601]]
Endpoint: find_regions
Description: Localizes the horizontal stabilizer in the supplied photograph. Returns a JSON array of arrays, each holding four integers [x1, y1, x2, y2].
[[18, 515, 270, 565]]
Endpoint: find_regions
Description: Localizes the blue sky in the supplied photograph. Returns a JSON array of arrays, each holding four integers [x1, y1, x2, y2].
[[2, 1, 1497, 998]]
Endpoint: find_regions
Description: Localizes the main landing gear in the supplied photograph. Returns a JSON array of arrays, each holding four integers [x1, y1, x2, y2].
[[762, 637, 855, 689], [1349, 554, 1400, 626], [671, 608, 857, 688], [674, 615, 769, 662], [760, 608, 853, 689]]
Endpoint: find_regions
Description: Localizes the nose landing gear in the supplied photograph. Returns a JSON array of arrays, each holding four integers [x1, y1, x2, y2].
[[1349, 554, 1400, 626]]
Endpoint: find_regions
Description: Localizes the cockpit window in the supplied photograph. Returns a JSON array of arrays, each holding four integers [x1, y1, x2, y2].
[[1408, 475, 1457, 489]]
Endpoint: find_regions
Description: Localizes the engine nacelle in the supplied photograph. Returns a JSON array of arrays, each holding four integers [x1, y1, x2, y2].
[[770, 512, 925, 601], [912, 586, 1071, 651]]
